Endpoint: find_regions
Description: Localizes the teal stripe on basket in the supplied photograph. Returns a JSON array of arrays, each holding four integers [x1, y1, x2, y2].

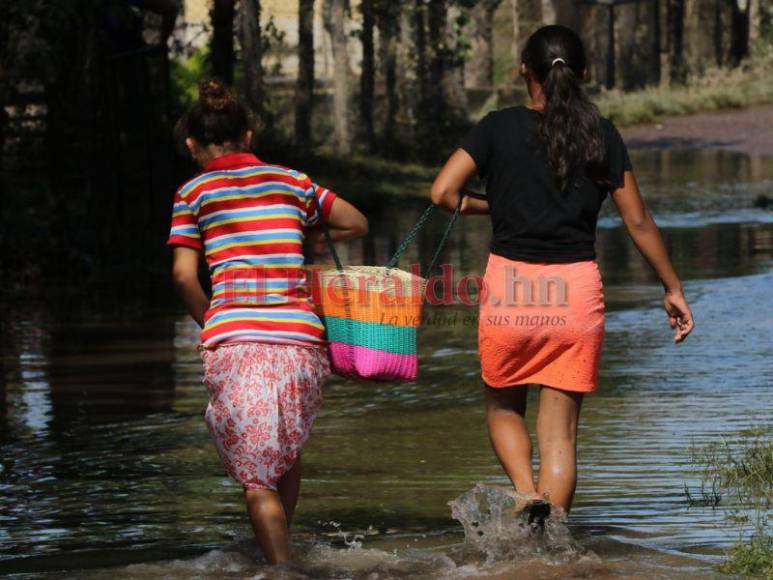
[[322, 316, 417, 355]]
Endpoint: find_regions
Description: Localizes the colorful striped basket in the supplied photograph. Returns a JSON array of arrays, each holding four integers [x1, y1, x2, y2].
[[314, 266, 426, 381], [312, 199, 461, 382]]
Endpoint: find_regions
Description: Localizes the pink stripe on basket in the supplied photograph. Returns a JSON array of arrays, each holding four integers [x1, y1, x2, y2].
[[328, 342, 418, 382]]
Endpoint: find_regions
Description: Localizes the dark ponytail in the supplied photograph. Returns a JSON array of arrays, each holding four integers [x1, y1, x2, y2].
[[175, 79, 253, 150], [522, 26, 605, 191]]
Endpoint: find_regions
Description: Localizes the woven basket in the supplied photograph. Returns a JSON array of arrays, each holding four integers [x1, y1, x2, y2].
[[313, 266, 427, 381], [313, 194, 462, 382]]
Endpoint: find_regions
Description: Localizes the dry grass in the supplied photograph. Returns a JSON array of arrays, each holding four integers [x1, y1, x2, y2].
[[597, 44, 773, 127]]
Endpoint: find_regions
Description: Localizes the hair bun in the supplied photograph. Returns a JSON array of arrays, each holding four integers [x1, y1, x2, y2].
[[199, 79, 234, 111]]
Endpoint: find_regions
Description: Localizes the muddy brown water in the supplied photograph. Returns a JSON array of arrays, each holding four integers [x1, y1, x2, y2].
[[1, 148, 772, 578]]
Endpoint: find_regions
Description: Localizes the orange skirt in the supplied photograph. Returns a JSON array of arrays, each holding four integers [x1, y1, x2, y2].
[[478, 253, 605, 393]]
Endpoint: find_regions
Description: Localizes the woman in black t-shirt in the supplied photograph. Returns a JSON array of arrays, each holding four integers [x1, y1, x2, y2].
[[430, 25, 694, 521]]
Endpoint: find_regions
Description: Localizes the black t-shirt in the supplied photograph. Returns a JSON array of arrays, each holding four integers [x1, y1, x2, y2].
[[460, 106, 632, 263]]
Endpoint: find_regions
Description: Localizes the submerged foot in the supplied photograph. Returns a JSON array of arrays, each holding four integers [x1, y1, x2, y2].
[[520, 499, 551, 530]]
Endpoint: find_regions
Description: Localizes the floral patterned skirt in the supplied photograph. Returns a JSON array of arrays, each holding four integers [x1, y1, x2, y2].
[[199, 343, 330, 491]]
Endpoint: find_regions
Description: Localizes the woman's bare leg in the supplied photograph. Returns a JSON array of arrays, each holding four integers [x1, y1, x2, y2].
[[244, 489, 290, 564], [535, 386, 583, 513], [278, 456, 302, 526], [484, 385, 541, 499]]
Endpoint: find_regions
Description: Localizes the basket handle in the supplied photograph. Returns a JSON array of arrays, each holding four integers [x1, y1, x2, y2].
[[320, 189, 466, 277], [386, 194, 464, 278], [322, 221, 344, 271], [315, 186, 345, 272]]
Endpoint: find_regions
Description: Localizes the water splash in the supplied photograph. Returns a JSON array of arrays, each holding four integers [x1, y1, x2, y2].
[[449, 483, 585, 565], [317, 520, 365, 549]]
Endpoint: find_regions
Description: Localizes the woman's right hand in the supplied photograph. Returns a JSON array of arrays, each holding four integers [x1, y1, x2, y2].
[[460, 195, 490, 215], [663, 290, 694, 343]]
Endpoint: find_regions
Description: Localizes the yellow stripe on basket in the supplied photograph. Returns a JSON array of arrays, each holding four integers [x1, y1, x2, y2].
[[316, 288, 423, 326]]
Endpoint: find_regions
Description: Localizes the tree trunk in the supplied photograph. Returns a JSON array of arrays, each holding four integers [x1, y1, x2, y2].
[[541, 0, 556, 25], [729, 0, 750, 65], [240, 0, 263, 113], [414, 0, 429, 110], [376, 3, 399, 148], [0, 5, 10, 167], [323, 0, 351, 154], [427, 0, 446, 125], [396, 6, 416, 143], [651, 0, 662, 85], [210, 0, 235, 84], [512, 0, 522, 71], [713, 0, 723, 66], [295, 0, 315, 145], [606, 4, 616, 89], [360, 0, 375, 149], [748, 0, 760, 43], [667, 0, 685, 83], [442, 4, 467, 117], [467, 0, 502, 89]]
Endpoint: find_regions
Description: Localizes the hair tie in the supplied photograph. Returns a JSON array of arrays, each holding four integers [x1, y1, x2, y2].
[[551, 57, 566, 67]]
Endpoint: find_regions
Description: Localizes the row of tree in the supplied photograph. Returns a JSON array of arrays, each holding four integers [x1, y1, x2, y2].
[[205, 0, 770, 161], [1, 0, 770, 169], [206, 0, 479, 161]]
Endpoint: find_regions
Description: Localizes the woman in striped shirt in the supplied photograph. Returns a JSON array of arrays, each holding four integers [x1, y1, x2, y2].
[[169, 80, 368, 564]]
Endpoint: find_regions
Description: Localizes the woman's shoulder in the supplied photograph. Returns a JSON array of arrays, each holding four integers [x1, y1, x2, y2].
[[597, 116, 628, 151], [473, 106, 538, 135], [598, 116, 624, 138], [178, 162, 312, 200], [265, 163, 315, 191], [481, 105, 535, 121]]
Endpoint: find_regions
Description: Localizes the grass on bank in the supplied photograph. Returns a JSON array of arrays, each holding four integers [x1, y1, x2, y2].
[[688, 428, 773, 578], [721, 531, 773, 578], [597, 42, 773, 127], [291, 42, 773, 189]]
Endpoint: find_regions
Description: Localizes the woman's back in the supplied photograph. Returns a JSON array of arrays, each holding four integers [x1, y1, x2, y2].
[[168, 152, 336, 347], [461, 105, 631, 263]]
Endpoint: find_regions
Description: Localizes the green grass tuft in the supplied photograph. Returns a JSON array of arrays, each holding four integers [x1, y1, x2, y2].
[[688, 427, 773, 578], [719, 528, 773, 578], [689, 427, 773, 506]]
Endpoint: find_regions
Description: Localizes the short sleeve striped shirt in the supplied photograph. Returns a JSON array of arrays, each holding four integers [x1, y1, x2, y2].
[[167, 153, 337, 348]]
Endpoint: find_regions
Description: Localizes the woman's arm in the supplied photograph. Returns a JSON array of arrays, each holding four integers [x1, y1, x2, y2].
[[305, 197, 369, 254], [431, 149, 489, 215], [460, 191, 490, 216], [323, 197, 369, 241], [172, 247, 209, 328], [612, 171, 695, 343]]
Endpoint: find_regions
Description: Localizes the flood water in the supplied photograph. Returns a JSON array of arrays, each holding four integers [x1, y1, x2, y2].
[[1, 148, 772, 578]]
